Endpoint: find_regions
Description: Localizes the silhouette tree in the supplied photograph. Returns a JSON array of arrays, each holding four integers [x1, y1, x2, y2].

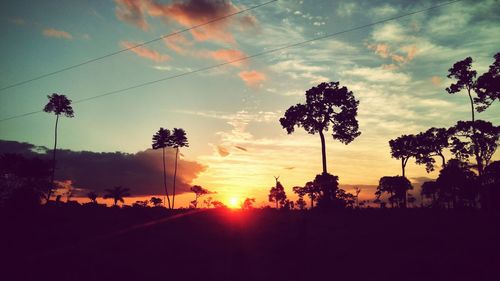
[[170, 128, 189, 209], [354, 187, 361, 208], [420, 181, 439, 207], [296, 197, 307, 210], [436, 159, 478, 208], [241, 198, 255, 210], [474, 52, 500, 112], [152, 127, 172, 209], [335, 188, 356, 208], [449, 120, 500, 176], [190, 185, 208, 208], [483, 161, 500, 210], [313, 172, 340, 208], [446, 55, 500, 177], [43, 93, 74, 202], [268, 176, 287, 209], [375, 176, 413, 208], [211, 200, 226, 208], [293, 185, 308, 210], [87, 191, 98, 204], [103, 186, 131, 206], [203, 196, 213, 208], [415, 127, 450, 172], [133, 200, 149, 208], [294, 181, 320, 209], [0, 154, 50, 208], [150, 197, 163, 207], [280, 82, 360, 174], [446, 57, 478, 122], [389, 134, 418, 178]]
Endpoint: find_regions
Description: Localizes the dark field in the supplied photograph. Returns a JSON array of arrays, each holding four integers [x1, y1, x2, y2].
[[2, 207, 500, 281]]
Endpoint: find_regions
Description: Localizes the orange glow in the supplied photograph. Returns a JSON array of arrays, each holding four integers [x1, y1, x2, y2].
[[228, 197, 240, 209]]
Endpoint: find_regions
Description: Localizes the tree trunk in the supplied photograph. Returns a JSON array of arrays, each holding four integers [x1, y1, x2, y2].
[[162, 147, 171, 209], [439, 153, 446, 168], [401, 158, 406, 178], [401, 158, 407, 208], [47, 114, 59, 203], [172, 147, 179, 209], [467, 88, 483, 176], [319, 130, 327, 174]]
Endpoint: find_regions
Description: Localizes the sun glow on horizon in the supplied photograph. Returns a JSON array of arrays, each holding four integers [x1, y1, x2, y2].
[[228, 197, 240, 209]]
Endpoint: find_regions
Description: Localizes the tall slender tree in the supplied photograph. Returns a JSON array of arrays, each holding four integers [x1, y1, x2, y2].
[[152, 128, 172, 209], [446, 55, 500, 177], [389, 134, 418, 178], [280, 82, 360, 174], [170, 128, 188, 209], [446, 57, 477, 122], [43, 93, 74, 202]]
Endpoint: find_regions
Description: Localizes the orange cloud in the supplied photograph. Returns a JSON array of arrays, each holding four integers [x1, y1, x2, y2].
[[391, 54, 406, 63], [163, 33, 193, 55], [403, 45, 418, 61], [42, 28, 73, 40], [217, 145, 230, 157], [147, 0, 252, 44], [121, 41, 170, 62], [367, 43, 390, 58], [431, 76, 442, 87], [115, 0, 257, 44], [206, 49, 246, 66], [115, 0, 149, 31], [238, 70, 266, 86]]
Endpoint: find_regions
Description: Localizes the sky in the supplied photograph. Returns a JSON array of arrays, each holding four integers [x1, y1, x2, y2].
[[0, 0, 499, 207]]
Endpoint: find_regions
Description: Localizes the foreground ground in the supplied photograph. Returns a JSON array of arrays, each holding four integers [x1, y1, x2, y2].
[[1, 207, 499, 281]]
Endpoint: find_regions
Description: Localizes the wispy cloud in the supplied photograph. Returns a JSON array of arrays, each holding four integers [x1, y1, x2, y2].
[[115, 0, 149, 31], [238, 70, 266, 86], [206, 49, 246, 66], [42, 28, 73, 40], [121, 41, 170, 62]]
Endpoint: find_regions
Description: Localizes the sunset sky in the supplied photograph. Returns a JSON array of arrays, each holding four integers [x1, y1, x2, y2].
[[1, 0, 499, 207]]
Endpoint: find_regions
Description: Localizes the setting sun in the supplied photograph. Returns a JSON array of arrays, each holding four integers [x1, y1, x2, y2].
[[228, 197, 240, 209]]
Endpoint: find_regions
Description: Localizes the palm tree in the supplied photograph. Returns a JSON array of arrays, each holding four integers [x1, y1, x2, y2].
[[103, 186, 131, 206], [87, 191, 98, 204], [170, 128, 189, 209], [43, 93, 74, 202], [152, 128, 172, 209]]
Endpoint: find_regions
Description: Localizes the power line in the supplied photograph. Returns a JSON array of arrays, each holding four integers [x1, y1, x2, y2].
[[0, 0, 278, 93], [0, 0, 462, 123]]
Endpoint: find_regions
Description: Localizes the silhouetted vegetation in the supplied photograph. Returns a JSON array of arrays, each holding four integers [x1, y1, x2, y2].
[[150, 197, 163, 207], [87, 191, 98, 204], [43, 93, 74, 202], [268, 176, 287, 209], [280, 82, 360, 174], [0, 153, 50, 208], [190, 185, 209, 208], [103, 186, 131, 206], [241, 197, 255, 210], [171, 128, 188, 209], [152, 127, 172, 208]]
